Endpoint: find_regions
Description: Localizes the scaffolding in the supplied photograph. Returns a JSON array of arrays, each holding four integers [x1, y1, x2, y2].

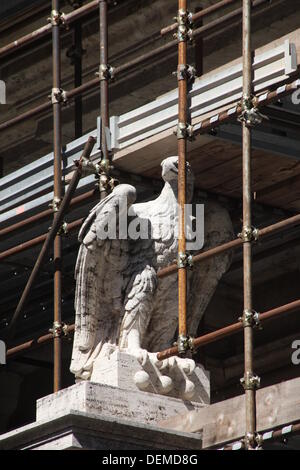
[[0, 0, 300, 450]]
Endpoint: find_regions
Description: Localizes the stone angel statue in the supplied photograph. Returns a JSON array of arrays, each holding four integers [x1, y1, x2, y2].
[[70, 156, 233, 397]]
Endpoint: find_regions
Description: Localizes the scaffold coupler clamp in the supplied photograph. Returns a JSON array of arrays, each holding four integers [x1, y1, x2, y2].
[[242, 432, 263, 450], [239, 309, 262, 330], [49, 196, 61, 213], [174, 8, 193, 42], [238, 226, 259, 243], [177, 335, 195, 356], [48, 9, 67, 28], [97, 159, 117, 193], [240, 372, 261, 391], [57, 221, 69, 236], [50, 87, 68, 105], [254, 433, 264, 450], [177, 252, 193, 269], [49, 321, 69, 338], [175, 122, 194, 141], [238, 95, 264, 128], [81, 157, 101, 175], [97, 64, 115, 82], [174, 64, 196, 83]]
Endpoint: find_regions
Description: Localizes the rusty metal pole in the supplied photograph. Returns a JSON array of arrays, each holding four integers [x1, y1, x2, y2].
[[176, 0, 190, 354], [99, 0, 112, 199], [70, 0, 84, 139], [51, 0, 63, 393], [241, 0, 258, 449]]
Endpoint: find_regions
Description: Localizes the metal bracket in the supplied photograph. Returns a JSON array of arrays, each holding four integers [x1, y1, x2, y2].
[[57, 221, 68, 236], [97, 64, 115, 81], [50, 87, 68, 105], [98, 172, 117, 194], [174, 64, 196, 82], [175, 122, 194, 140], [49, 321, 69, 338], [177, 334, 194, 355], [239, 309, 262, 330], [255, 433, 264, 449], [173, 9, 193, 42], [240, 372, 261, 391], [98, 158, 113, 174], [49, 196, 61, 213], [238, 226, 259, 243], [48, 220, 68, 236], [242, 432, 263, 450], [238, 96, 264, 127], [48, 9, 67, 27], [177, 252, 193, 269], [81, 157, 101, 175]]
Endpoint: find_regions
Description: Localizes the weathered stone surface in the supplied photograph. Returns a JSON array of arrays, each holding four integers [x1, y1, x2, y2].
[[91, 349, 210, 404], [0, 411, 203, 450], [36, 381, 206, 426], [71, 156, 233, 394]]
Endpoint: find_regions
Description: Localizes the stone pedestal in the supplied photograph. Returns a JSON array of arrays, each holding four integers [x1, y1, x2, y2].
[[90, 349, 210, 404], [36, 381, 206, 426], [0, 382, 205, 450], [0, 410, 203, 450], [0, 351, 210, 450]]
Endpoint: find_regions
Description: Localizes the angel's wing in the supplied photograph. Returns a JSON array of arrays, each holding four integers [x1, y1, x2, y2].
[[70, 184, 136, 379], [187, 199, 234, 337]]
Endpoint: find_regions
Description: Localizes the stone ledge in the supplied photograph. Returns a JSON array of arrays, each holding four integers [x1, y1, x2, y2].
[[36, 381, 206, 426], [0, 410, 203, 450]]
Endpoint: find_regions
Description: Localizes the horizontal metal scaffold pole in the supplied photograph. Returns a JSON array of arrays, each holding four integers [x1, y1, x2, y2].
[[220, 420, 300, 450], [157, 298, 300, 361], [0, 189, 95, 239], [157, 210, 300, 279], [0, 218, 84, 260], [0, 0, 100, 60], [160, 0, 238, 36], [6, 297, 300, 359], [0, 0, 272, 133]]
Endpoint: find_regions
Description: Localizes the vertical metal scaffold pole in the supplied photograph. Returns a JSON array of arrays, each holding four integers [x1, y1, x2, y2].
[[241, 0, 259, 449], [51, 0, 63, 392], [177, 0, 189, 354], [73, 1, 83, 138], [99, 0, 112, 199]]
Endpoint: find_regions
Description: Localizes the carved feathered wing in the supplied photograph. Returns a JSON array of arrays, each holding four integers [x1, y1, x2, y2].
[[187, 199, 234, 337], [118, 185, 178, 350], [70, 184, 136, 379], [144, 198, 234, 352]]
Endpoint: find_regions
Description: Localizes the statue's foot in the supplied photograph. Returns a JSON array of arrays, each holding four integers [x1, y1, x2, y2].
[[129, 351, 196, 399], [168, 355, 196, 376], [125, 346, 148, 367]]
